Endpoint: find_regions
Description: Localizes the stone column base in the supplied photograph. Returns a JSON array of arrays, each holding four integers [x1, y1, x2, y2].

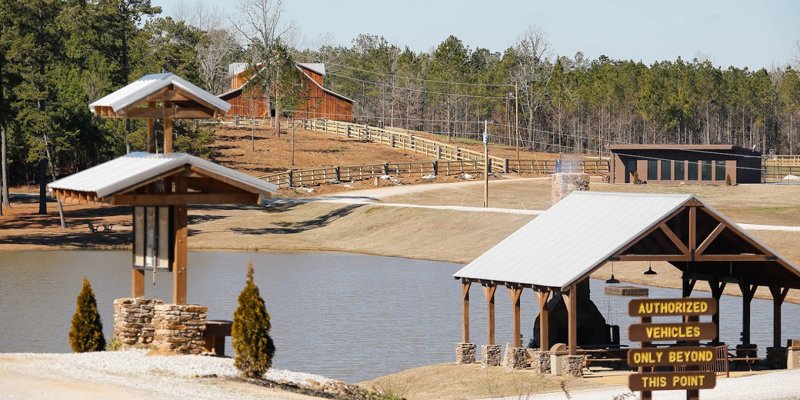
[[113, 298, 162, 348], [456, 342, 476, 364], [153, 304, 207, 354], [504, 346, 528, 370], [788, 348, 800, 369], [767, 346, 788, 369], [529, 350, 551, 374], [561, 355, 585, 377], [482, 344, 502, 366]]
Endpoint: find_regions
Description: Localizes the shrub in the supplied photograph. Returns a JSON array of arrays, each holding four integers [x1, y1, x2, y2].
[[69, 277, 105, 352], [631, 171, 640, 184], [726, 174, 732, 186], [232, 261, 275, 378]]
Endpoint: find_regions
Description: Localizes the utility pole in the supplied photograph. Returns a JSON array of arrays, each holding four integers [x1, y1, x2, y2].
[[515, 82, 520, 167], [483, 120, 489, 208]]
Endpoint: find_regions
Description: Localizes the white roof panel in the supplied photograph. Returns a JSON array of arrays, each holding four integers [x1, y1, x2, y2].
[[48, 152, 276, 198], [297, 63, 326, 76], [89, 73, 231, 114], [453, 192, 692, 289]]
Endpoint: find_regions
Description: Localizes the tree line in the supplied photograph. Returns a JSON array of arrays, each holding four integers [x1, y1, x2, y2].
[[0, 0, 798, 210]]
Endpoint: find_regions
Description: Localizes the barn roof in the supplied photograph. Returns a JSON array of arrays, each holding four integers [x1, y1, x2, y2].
[[90, 73, 231, 115], [453, 191, 800, 290], [295, 66, 354, 103], [48, 152, 275, 200], [297, 63, 326, 76]]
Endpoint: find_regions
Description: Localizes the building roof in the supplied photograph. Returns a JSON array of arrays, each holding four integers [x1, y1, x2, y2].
[[48, 152, 276, 199], [295, 65, 354, 103], [89, 73, 231, 115], [297, 63, 326, 76], [453, 191, 800, 289]]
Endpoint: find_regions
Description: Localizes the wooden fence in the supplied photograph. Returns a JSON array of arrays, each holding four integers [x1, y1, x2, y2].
[[507, 158, 610, 175], [258, 160, 483, 188], [765, 156, 800, 183], [302, 119, 509, 173]]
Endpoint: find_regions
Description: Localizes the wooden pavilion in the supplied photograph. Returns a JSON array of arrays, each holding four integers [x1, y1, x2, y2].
[[453, 192, 799, 365], [48, 73, 277, 305]]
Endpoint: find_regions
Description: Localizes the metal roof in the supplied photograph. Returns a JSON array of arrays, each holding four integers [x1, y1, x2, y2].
[[297, 63, 326, 76], [48, 152, 276, 198], [607, 144, 735, 151], [89, 73, 231, 114], [453, 192, 693, 289]]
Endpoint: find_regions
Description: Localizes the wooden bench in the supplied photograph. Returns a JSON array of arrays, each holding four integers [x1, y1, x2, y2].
[[87, 222, 113, 233], [204, 320, 232, 356], [728, 355, 763, 371]]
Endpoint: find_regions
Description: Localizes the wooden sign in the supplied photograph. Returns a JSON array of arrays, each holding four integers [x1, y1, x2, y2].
[[629, 298, 716, 317], [628, 347, 717, 367], [629, 372, 716, 391], [630, 322, 717, 342]]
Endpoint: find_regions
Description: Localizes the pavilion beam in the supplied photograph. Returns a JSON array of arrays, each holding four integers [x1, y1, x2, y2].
[[708, 278, 727, 343], [689, 206, 697, 260], [769, 285, 789, 348], [461, 280, 471, 343], [682, 274, 696, 297], [146, 102, 155, 152], [164, 107, 174, 154], [612, 255, 690, 262], [696, 223, 725, 255], [172, 177, 188, 305], [563, 284, 578, 355], [112, 192, 257, 206], [507, 285, 523, 348], [738, 282, 758, 346], [482, 284, 497, 345], [132, 268, 144, 298], [659, 222, 690, 255], [535, 287, 551, 351]]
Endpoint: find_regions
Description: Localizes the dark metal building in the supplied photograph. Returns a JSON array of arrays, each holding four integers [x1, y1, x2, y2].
[[609, 144, 762, 185]]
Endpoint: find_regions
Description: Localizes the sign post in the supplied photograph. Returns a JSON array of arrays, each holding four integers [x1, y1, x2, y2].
[[628, 298, 718, 400]]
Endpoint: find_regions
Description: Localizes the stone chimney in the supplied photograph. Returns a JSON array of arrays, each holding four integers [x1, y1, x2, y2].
[[551, 173, 590, 205]]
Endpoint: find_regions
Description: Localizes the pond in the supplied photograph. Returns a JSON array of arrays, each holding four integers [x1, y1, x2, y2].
[[0, 250, 797, 383]]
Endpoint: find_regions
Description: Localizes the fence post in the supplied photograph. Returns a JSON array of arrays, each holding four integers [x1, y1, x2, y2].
[[436, 145, 442, 159], [410, 135, 415, 151], [335, 166, 341, 182], [433, 160, 438, 177], [288, 170, 294, 188], [365, 124, 369, 140], [346, 125, 351, 138], [390, 134, 395, 147], [456, 146, 461, 160], [383, 162, 389, 176], [503, 158, 509, 173]]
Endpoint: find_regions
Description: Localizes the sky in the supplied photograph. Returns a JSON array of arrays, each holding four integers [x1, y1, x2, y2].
[[154, 0, 800, 70]]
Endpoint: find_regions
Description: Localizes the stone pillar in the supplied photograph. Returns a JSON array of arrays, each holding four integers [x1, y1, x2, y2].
[[153, 304, 208, 354], [561, 355, 585, 377], [482, 344, 502, 366], [529, 350, 551, 373], [113, 298, 162, 348], [503, 345, 528, 370], [788, 348, 800, 369], [551, 173, 590, 205], [456, 342, 476, 364]]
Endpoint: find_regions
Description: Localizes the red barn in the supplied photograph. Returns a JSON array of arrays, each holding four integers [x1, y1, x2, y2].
[[219, 62, 354, 122]]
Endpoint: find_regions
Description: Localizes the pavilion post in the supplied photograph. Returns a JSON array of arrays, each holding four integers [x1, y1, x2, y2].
[[708, 278, 726, 343], [482, 284, 497, 345], [164, 116, 173, 154], [535, 288, 551, 350], [563, 284, 578, 356], [131, 269, 144, 298], [769, 285, 789, 348], [146, 102, 155, 153], [172, 177, 188, 305], [461, 280, 471, 343], [738, 282, 757, 346], [507, 286, 523, 347]]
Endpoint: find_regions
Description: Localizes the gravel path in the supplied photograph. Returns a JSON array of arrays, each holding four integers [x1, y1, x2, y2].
[[0, 350, 330, 400], [487, 370, 800, 400]]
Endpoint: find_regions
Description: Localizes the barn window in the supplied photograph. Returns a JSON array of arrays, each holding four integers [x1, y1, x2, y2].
[[647, 160, 658, 181], [715, 160, 726, 181], [674, 161, 685, 180], [702, 160, 713, 181], [661, 160, 672, 180]]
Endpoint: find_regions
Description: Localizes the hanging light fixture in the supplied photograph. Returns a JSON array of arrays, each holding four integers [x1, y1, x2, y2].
[[644, 261, 658, 276], [606, 261, 620, 284]]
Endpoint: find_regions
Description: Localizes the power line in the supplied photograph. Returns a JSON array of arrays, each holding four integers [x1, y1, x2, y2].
[[324, 61, 515, 88], [325, 72, 509, 100]]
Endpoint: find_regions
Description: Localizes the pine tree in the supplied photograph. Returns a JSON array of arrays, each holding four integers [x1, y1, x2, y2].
[[69, 277, 105, 352], [232, 262, 275, 378]]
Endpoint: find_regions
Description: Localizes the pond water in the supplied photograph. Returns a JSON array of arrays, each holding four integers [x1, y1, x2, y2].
[[0, 250, 798, 383]]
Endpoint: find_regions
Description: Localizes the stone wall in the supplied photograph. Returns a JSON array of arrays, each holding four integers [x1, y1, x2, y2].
[[153, 304, 208, 354], [503, 346, 528, 370], [482, 344, 502, 366], [113, 298, 162, 348], [455, 343, 476, 364]]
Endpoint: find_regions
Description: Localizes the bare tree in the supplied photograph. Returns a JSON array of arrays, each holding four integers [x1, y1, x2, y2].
[[230, 0, 293, 129], [197, 29, 241, 94], [512, 25, 552, 150], [793, 40, 800, 69]]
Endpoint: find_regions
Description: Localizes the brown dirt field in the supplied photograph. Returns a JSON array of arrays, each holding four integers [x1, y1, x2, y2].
[[359, 363, 602, 400]]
